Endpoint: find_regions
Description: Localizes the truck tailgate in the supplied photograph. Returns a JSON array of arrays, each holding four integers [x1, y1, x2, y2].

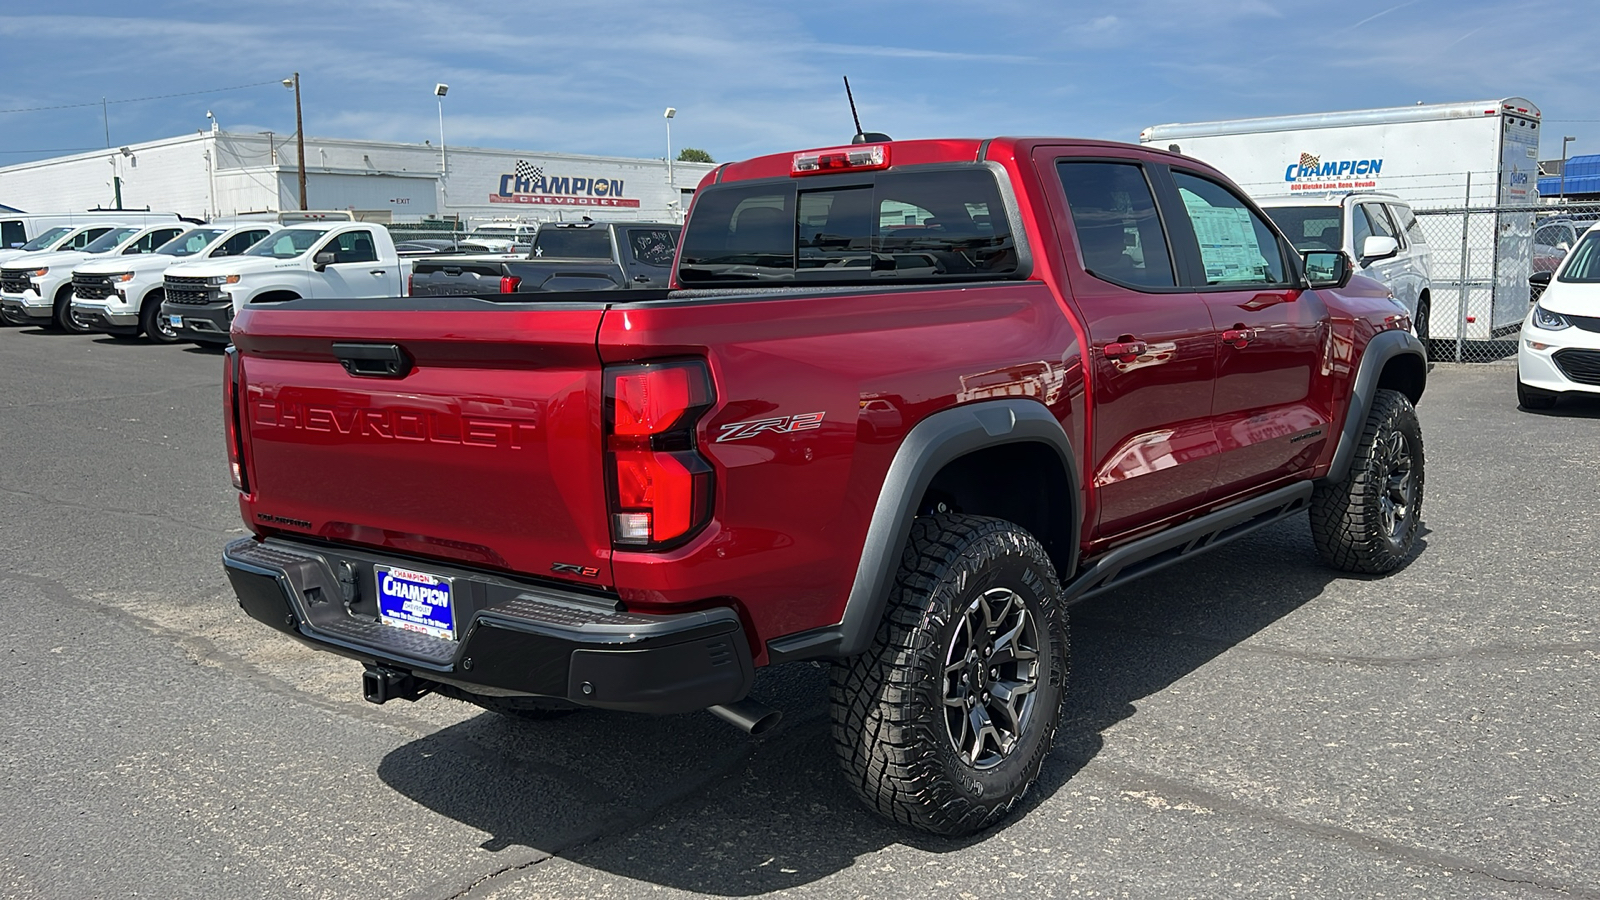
[[408, 258, 507, 296], [231, 300, 613, 585]]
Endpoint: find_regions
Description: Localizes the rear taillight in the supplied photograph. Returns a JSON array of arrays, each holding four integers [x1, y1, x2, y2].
[[406, 273, 414, 296], [223, 346, 249, 493], [500, 275, 522, 293], [604, 361, 715, 549]]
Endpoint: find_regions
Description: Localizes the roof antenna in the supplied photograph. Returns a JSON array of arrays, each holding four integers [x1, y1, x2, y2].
[[844, 76, 891, 144]]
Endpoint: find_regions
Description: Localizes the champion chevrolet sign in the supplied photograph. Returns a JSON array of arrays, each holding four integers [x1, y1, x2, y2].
[[490, 160, 641, 208]]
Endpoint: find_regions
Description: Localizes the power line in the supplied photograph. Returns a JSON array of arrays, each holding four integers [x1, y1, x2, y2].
[[0, 80, 282, 115]]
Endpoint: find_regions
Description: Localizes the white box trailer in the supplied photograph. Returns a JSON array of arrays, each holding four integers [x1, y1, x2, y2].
[[1142, 99, 1543, 341]]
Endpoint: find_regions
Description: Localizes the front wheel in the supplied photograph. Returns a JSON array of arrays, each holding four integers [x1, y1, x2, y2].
[[140, 292, 180, 344], [1310, 389, 1424, 574], [54, 288, 91, 333], [831, 514, 1068, 836]]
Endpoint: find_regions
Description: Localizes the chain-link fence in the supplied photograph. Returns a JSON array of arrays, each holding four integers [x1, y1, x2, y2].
[[1411, 202, 1600, 362]]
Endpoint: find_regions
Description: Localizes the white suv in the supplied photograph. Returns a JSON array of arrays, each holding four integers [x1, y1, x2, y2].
[[1259, 192, 1434, 345]]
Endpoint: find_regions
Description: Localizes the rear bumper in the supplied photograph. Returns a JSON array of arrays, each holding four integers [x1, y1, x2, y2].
[[223, 536, 754, 714], [161, 299, 233, 344]]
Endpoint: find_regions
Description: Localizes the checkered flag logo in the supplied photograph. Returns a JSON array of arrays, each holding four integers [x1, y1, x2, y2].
[[1298, 152, 1320, 171], [514, 160, 543, 181]]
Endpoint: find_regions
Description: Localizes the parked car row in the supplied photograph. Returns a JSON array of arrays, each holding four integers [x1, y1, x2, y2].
[[0, 210, 679, 346]]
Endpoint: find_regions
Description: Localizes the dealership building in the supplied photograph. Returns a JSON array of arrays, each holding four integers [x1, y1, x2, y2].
[[0, 130, 714, 226]]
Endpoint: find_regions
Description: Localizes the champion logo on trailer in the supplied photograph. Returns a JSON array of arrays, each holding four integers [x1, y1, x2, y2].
[[1284, 153, 1385, 182], [493, 160, 642, 208]]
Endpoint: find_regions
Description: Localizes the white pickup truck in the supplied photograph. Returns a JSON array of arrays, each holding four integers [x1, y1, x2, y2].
[[70, 222, 276, 343], [0, 222, 189, 330], [160, 222, 411, 345]]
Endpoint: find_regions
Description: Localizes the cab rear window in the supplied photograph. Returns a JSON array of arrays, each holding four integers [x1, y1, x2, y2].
[[677, 168, 1017, 284]]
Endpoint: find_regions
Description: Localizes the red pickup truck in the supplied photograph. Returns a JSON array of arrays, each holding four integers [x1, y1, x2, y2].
[[222, 136, 1426, 835]]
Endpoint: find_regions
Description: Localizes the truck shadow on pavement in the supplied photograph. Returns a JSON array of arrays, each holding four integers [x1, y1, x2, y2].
[[378, 518, 1419, 895]]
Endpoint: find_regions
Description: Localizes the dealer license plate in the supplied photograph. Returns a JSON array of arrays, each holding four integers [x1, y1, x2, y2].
[[169, 315, 183, 327], [376, 566, 457, 640]]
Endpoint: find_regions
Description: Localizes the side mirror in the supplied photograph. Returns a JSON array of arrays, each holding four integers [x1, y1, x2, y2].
[[1529, 271, 1552, 293], [1360, 235, 1399, 263], [1301, 250, 1352, 290], [1556, 241, 1571, 253], [313, 250, 337, 271]]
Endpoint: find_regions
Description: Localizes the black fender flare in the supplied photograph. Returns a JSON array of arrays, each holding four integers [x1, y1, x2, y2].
[[765, 398, 1082, 663], [1325, 328, 1427, 484]]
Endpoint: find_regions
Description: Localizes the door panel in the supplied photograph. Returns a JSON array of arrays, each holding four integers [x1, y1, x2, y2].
[[1050, 157, 1220, 538], [1165, 171, 1331, 499]]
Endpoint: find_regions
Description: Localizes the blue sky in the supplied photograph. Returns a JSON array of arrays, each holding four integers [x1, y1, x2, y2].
[[1, 0, 1596, 168]]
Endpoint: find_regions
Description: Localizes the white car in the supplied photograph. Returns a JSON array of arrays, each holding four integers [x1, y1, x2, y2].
[[1259, 192, 1433, 346], [1518, 223, 1600, 410]]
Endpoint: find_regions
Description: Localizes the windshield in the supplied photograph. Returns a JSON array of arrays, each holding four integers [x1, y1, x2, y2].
[[532, 227, 612, 259], [1556, 231, 1600, 283], [1263, 206, 1343, 252], [20, 227, 73, 252], [158, 228, 227, 257], [82, 227, 144, 254], [244, 228, 329, 259]]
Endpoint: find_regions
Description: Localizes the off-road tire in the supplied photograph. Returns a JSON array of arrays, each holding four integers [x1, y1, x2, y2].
[[141, 291, 180, 344], [1517, 379, 1558, 411], [830, 513, 1068, 836], [1310, 389, 1424, 574], [1414, 296, 1431, 359]]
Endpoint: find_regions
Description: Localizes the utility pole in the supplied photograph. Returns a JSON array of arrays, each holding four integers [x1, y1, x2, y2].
[[283, 73, 308, 210]]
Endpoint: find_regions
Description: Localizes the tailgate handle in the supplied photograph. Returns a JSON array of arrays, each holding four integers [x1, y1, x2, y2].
[[332, 342, 412, 378]]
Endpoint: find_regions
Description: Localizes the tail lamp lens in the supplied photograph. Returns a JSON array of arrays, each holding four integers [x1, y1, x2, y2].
[[605, 361, 714, 548], [223, 347, 249, 493], [500, 275, 522, 293]]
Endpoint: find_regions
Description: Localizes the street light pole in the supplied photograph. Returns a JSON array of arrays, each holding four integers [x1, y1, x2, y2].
[[283, 73, 308, 210], [435, 84, 449, 175], [1560, 136, 1576, 202], [664, 107, 676, 216]]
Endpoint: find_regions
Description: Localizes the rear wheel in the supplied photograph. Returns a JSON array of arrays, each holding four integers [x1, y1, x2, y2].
[[830, 513, 1068, 836], [1310, 389, 1424, 574], [53, 287, 90, 333], [1517, 378, 1559, 411], [140, 291, 180, 344]]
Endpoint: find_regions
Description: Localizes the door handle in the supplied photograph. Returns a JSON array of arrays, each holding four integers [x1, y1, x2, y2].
[[633, 275, 651, 283], [1221, 327, 1256, 348], [1103, 340, 1147, 362], [370, 269, 387, 276]]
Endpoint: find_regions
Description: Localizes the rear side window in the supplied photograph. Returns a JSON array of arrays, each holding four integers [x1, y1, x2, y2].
[[677, 168, 1017, 284], [1171, 172, 1288, 287], [534, 227, 612, 259], [1, 220, 23, 249], [627, 228, 678, 267], [1057, 161, 1175, 289]]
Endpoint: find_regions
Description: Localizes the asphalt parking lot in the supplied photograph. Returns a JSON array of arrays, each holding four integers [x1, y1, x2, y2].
[[1, 323, 1597, 899]]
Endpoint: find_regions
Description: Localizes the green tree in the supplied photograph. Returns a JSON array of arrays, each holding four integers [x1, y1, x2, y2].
[[677, 148, 714, 163]]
